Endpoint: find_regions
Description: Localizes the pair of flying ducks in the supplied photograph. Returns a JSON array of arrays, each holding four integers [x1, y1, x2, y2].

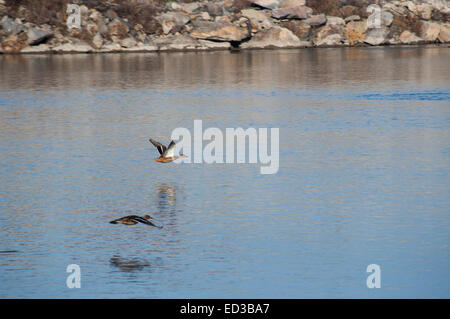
[[109, 138, 185, 228]]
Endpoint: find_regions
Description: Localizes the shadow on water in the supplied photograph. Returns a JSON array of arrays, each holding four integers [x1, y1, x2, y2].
[[109, 254, 163, 273], [154, 183, 181, 225]]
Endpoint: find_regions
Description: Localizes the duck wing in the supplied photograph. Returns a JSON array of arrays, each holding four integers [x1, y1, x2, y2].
[[131, 216, 163, 228], [163, 140, 176, 157], [149, 138, 167, 156]]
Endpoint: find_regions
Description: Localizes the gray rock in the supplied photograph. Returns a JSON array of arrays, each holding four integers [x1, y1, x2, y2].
[[252, 0, 280, 10], [120, 37, 137, 48], [1, 16, 25, 35], [271, 5, 313, 19], [156, 12, 190, 34], [304, 14, 327, 26], [364, 27, 389, 46], [381, 11, 394, 27], [241, 26, 305, 49], [92, 33, 103, 48], [27, 27, 53, 45], [21, 43, 50, 53], [344, 15, 360, 23], [326, 16, 345, 26], [204, 2, 223, 17]]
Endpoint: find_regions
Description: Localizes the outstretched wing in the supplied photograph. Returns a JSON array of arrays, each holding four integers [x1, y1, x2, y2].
[[163, 140, 176, 157], [149, 138, 167, 156], [132, 216, 163, 228]]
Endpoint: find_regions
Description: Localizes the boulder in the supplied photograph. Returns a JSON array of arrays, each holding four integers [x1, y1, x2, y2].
[[156, 12, 190, 33], [21, 43, 50, 53], [251, 0, 280, 10], [241, 26, 305, 49], [271, 6, 312, 19], [416, 3, 433, 20], [313, 25, 345, 46], [280, 20, 311, 40], [344, 20, 367, 45], [399, 30, 423, 44], [344, 15, 361, 23], [1, 16, 25, 35], [364, 27, 389, 45], [420, 21, 441, 41], [326, 16, 345, 27], [241, 9, 273, 30], [1, 32, 28, 53], [438, 23, 450, 43], [381, 11, 394, 27], [120, 37, 137, 48], [108, 19, 129, 39], [280, 0, 305, 8], [304, 14, 327, 26], [204, 2, 223, 17], [382, 3, 407, 16], [92, 33, 103, 48], [190, 20, 249, 42], [27, 27, 53, 45]]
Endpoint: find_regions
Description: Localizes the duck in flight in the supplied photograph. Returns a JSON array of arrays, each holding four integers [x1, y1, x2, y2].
[[149, 138, 187, 163], [109, 215, 163, 228]]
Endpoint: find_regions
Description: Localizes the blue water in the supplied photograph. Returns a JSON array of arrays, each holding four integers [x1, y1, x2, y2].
[[0, 47, 449, 298]]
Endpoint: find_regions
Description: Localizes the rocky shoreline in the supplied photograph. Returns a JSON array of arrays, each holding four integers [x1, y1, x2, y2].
[[0, 0, 449, 54]]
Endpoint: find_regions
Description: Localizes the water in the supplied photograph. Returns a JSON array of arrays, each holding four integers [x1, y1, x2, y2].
[[0, 47, 449, 298]]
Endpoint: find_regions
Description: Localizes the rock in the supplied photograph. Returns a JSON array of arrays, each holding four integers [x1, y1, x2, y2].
[[304, 14, 327, 26], [92, 33, 103, 48], [416, 3, 433, 20], [27, 27, 53, 45], [382, 3, 407, 16], [364, 27, 389, 45], [341, 5, 359, 18], [420, 21, 441, 41], [154, 35, 199, 51], [197, 39, 230, 50], [52, 42, 94, 53], [204, 2, 223, 17], [241, 26, 305, 49], [89, 9, 104, 22], [438, 23, 450, 43], [1, 16, 25, 35], [241, 9, 273, 29], [86, 22, 98, 35], [252, 0, 280, 10], [381, 11, 394, 27], [108, 19, 129, 39], [104, 9, 118, 20], [399, 30, 423, 44], [1, 32, 28, 53], [200, 12, 211, 21], [181, 2, 201, 14], [313, 25, 345, 46], [425, 0, 449, 12], [326, 16, 345, 27], [190, 20, 249, 42], [21, 43, 50, 53], [280, 0, 305, 8], [344, 20, 367, 45], [271, 6, 313, 19], [120, 37, 137, 48], [280, 20, 311, 40], [344, 15, 360, 23], [156, 12, 190, 34]]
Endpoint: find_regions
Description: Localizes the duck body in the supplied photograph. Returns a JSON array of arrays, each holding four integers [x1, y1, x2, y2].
[[109, 215, 163, 228], [149, 138, 187, 163]]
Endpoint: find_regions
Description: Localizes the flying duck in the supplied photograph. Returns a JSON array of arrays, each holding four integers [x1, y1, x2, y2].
[[109, 215, 163, 228], [149, 138, 187, 163]]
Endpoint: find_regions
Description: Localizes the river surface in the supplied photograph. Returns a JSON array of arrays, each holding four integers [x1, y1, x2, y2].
[[0, 47, 449, 298]]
